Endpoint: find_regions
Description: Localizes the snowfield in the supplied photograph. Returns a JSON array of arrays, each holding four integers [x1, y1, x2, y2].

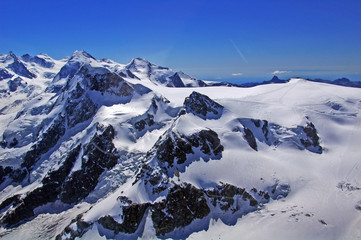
[[0, 51, 360, 240]]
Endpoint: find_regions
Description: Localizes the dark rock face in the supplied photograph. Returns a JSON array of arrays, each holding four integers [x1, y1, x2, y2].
[[196, 79, 207, 87], [136, 128, 224, 194], [243, 127, 257, 151], [267, 183, 291, 200], [42, 145, 82, 187], [184, 91, 224, 119], [22, 115, 66, 171], [155, 132, 193, 166], [1, 125, 118, 226], [134, 163, 169, 195], [65, 84, 97, 128], [118, 69, 139, 80], [95, 183, 210, 237], [17, 82, 97, 173], [234, 118, 322, 153], [21, 54, 55, 68], [6, 52, 36, 79], [76, 65, 150, 98], [127, 96, 172, 141], [0, 166, 13, 185], [299, 122, 322, 152], [262, 120, 269, 140], [8, 169, 27, 183], [77, 181, 290, 238], [134, 114, 155, 132], [98, 202, 150, 234], [205, 182, 290, 216], [60, 125, 118, 204], [0, 145, 81, 228], [155, 129, 224, 168], [152, 183, 210, 236], [8, 77, 26, 92], [83, 69, 133, 97], [206, 183, 263, 212], [0, 69, 13, 80], [168, 73, 185, 87], [9, 137, 18, 147]]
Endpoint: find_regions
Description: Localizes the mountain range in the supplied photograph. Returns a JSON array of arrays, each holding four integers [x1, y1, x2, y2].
[[0, 50, 360, 240]]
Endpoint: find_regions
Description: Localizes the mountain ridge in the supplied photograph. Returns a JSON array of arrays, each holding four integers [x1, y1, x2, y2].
[[0, 50, 360, 239]]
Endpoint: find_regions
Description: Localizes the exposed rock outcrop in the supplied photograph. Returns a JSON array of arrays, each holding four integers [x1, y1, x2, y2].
[[60, 125, 118, 204], [98, 202, 150, 234], [0, 145, 81, 227], [232, 118, 322, 153], [8, 77, 27, 92], [22, 115, 66, 172], [0, 69, 13, 80], [183, 91, 224, 119], [59, 181, 290, 239], [6, 51, 36, 79]]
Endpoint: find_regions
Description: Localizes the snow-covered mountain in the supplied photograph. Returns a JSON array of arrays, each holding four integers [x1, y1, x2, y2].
[[0, 51, 360, 240], [123, 57, 207, 88]]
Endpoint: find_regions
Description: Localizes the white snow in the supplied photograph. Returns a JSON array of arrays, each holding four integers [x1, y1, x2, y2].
[[0, 51, 361, 240]]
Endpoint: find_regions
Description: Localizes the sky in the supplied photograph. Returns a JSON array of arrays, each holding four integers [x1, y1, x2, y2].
[[0, 0, 360, 83]]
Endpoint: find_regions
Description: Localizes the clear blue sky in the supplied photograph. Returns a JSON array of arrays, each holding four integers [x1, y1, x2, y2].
[[1, 0, 360, 82]]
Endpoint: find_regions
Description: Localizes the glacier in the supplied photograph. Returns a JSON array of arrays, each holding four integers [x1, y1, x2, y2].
[[0, 50, 360, 239]]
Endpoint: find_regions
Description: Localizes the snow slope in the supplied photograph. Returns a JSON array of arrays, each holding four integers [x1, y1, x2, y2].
[[0, 51, 360, 240]]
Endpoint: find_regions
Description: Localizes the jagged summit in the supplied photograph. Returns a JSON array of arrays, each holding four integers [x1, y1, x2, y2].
[[3, 51, 36, 79], [125, 57, 206, 87], [183, 91, 224, 119], [270, 75, 281, 82], [69, 50, 96, 61], [7, 51, 17, 60], [125, 57, 152, 74], [52, 50, 97, 84]]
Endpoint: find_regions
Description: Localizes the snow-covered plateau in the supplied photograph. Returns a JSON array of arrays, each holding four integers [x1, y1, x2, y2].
[[0, 50, 360, 240]]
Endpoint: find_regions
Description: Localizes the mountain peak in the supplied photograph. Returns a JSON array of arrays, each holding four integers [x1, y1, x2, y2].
[[52, 50, 95, 83], [127, 57, 151, 66], [69, 50, 95, 61], [5, 51, 20, 63], [5, 51, 36, 79], [8, 51, 17, 59], [270, 75, 281, 82]]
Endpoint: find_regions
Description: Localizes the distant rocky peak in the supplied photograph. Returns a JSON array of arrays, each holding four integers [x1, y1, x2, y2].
[[70, 50, 96, 61], [126, 57, 152, 71], [183, 91, 224, 119], [21, 54, 55, 68], [271, 75, 280, 82], [168, 72, 185, 87], [5, 51, 36, 79], [175, 71, 193, 79], [8, 51, 18, 60], [3, 51, 20, 64], [52, 50, 95, 84]]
